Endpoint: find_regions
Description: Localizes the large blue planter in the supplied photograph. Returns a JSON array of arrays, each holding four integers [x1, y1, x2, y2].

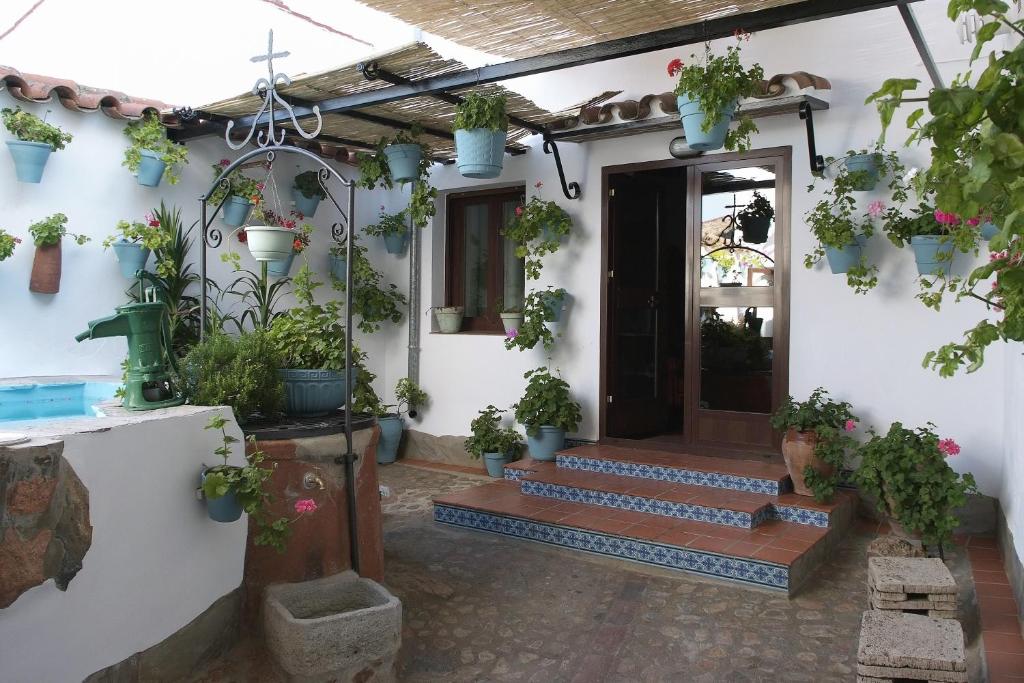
[[7, 140, 53, 183], [137, 149, 166, 187], [112, 240, 151, 278], [980, 221, 999, 240], [278, 368, 348, 417], [526, 425, 565, 462], [677, 94, 736, 152], [455, 128, 506, 179], [376, 415, 404, 465], [542, 290, 567, 322], [911, 235, 954, 276], [266, 252, 295, 278], [201, 470, 243, 523], [844, 154, 881, 191], [292, 188, 321, 218], [383, 230, 408, 255], [824, 235, 868, 274], [484, 452, 512, 478], [222, 195, 253, 227], [383, 143, 423, 183], [329, 253, 347, 281]]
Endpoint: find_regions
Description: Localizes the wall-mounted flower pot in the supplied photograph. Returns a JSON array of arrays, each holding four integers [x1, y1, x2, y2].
[[222, 195, 254, 227], [245, 226, 295, 261], [541, 290, 567, 322], [454, 128, 506, 179], [266, 252, 295, 278], [483, 451, 513, 478], [278, 368, 348, 417], [980, 221, 999, 240], [780, 428, 832, 498], [29, 242, 61, 293], [911, 235, 953, 276], [201, 469, 243, 523], [844, 154, 881, 191], [382, 230, 409, 255], [433, 306, 464, 333], [541, 224, 569, 244], [112, 240, 151, 278], [376, 415, 403, 465], [676, 94, 736, 152], [823, 235, 867, 274], [500, 312, 524, 335], [526, 425, 565, 462], [7, 140, 53, 183], [330, 253, 347, 281], [137, 149, 167, 187], [383, 143, 423, 183], [739, 215, 771, 244], [292, 188, 321, 218]]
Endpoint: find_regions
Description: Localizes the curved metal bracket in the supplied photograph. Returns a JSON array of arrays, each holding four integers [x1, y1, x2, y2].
[[542, 133, 581, 200], [798, 102, 826, 175]]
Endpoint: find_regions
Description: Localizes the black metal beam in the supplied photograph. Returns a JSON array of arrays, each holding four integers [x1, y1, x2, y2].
[[898, 2, 944, 89], [216, 0, 913, 133]]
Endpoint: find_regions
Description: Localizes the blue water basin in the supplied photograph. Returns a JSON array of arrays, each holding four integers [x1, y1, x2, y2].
[[0, 382, 120, 423]]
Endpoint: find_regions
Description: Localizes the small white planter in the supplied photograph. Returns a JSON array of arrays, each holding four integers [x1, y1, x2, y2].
[[244, 225, 294, 261], [433, 306, 464, 333], [500, 312, 524, 335]]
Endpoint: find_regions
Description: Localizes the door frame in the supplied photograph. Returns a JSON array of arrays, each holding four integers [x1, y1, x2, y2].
[[599, 146, 792, 457]]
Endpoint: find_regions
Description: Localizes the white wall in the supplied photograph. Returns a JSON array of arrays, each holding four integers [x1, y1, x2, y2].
[[0, 407, 246, 682], [1002, 348, 1024, 565]]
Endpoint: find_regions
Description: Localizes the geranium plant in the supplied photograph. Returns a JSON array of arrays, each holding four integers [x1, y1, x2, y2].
[[209, 159, 264, 207], [28, 213, 89, 247], [122, 111, 188, 184], [464, 405, 521, 458], [0, 229, 22, 261], [503, 182, 572, 280], [504, 288, 565, 352], [293, 170, 327, 201], [1, 107, 72, 149], [269, 266, 349, 371], [453, 92, 508, 132], [357, 129, 437, 229], [364, 208, 408, 239], [330, 237, 406, 333], [854, 422, 976, 549], [104, 213, 175, 276], [737, 191, 774, 223], [366, 377, 429, 418], [514, 367, 582, 436]]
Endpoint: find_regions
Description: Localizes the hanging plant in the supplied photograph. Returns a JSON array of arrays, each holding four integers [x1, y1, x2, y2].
[[358, 131, 437, 228], [104, 212, 175, 278], [0, 229, 22, 262], [736, 191, 774, 244], [504, 287, 566, 352], [29, 213, 89, 247], [27, 213, 89, 294], [209, 158, 265, 221], [123, 111, 188, 186], [364, 207, 409, 255], [330, 235, 407, 333], [453, 93, 509, 179], [2, 107, 72, 183], [503, 181, 572, 280], [293, 170, 327, 201]]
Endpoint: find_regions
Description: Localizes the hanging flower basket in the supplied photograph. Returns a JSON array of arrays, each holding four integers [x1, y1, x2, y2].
[[244, 226, 295, 262], [329, 252, 347, 281], [824, 235, 868, 274], [29, 243, 62, 293], [291, 188, 321, 218], [541, 289, 567, 322], [383, 229, 409, 255], [383, 143, 423, 183]]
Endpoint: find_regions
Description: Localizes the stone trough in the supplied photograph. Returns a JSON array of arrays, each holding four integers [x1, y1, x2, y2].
[[263, 571, 402, 682]]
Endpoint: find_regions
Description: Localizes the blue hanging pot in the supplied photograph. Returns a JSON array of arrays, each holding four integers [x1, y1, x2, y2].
[[292, 187, 321, 218], [330, 252, 347, 281], [6, 140, 53, 183], [382, 229, 409, 255], [222, 195, 253, 227], [911, 235, 954, 276], [676, 94, 736, 152], [383, 143, 423, 183], [201, 469, 243, 523], [844, 154, 881, 191], [137, 149, 166, 187], [455, 128, 506, 179], [526, 425, 565, 462], [112, 240, 151, 278], [541, 290, 567, 322], [376, 415, 404, 464], [823, 235, 868, 274], [980, 221, 999, 240], [266, 252, 295, 278]]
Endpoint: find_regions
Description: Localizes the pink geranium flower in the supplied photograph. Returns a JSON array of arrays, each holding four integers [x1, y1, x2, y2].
[[937, 438, 960, 457], [506, 328, 518, 339], [514, 206, 523, 217], [934, 210, 959, 226], [219, 158, 231, 167], [844, 419, 856, 432], [294, 498, 318, 514], [868, 201, 885, 218]]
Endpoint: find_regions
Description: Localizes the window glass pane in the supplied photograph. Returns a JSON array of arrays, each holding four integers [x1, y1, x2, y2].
[[463, 204, 489, 317], [501, 199, 525, 310], [700, 166, 776, 288], [699, 305, 773, 413]]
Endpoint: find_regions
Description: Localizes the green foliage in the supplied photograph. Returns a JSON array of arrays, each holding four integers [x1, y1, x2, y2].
[[854, 421, 977, 548], [771, 388, 859, 502], [356, 141, 393, 191], [865, 0, 1024, 375], [0, 229, 21, 261], [122, 112, 188, 184], [453, 92, 508, 132], [293, 169, 327, 200], [364, 208, 408, 238], [1, 107, 72, 150], [504, 288, 564, 351], [737, 191, 774, 222], [357, 131, 437, 228], [513, 367, 582, 435], [409, 180, 438, 229], [269, 265, 350, 370], [330, 238, 406, 333], [104, 212, 175, 278], [27, 213, 89, 247], [394, 377, 427, 415], [502, 195, 571, 280], [464, 405, 521, 458], [668, 36, 764, 151], [209, 160, 264, 207], [179, 330, 284, 422], [223, 265, 291, 332]]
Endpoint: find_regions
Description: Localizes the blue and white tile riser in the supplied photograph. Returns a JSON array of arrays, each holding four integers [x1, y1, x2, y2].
[[771, 505, 830, 528], [503, 469, 526, 481], [556, 454, 787, 496], [521, 480, 756, 528], [434, 504, 789, 591]]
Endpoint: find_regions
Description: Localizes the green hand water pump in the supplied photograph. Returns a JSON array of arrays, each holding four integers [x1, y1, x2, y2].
[[75, 271, 184, 410]]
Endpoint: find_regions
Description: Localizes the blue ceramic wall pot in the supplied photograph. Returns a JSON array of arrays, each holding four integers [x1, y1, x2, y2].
[[137, 149, 167, 187], [292, 187, 321, 218], [266, 252, 295, 278], [222, 195, 254, 227], [526, 425, 565, 462], [383, 143, 423, 183], [201, 469, 243, 523], [980, 221, 999, 240], [330, 253, 347, 281], [382, 229, 409, 255], [911, 235, 954, 276], [676, 94, 736, 152], [824, 235, 868, 274], [278, 369, 348, 417], [542, 290, 567, 322], [376, 415, 404, 464], [6, 140, 53, 183], [112, 240, 151, 278], [483, 452, 509, 478], [454, 128, 506, 179], [844, 154, 881, 191]]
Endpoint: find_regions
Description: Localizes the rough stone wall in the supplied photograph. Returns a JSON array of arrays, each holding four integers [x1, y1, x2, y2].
[[0, 440, 92, 608]]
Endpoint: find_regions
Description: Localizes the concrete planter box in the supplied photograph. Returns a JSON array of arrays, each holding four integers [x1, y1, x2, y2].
[[264, 571, 401, 682]]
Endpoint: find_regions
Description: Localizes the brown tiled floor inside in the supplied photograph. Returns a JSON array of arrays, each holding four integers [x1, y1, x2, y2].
[[964, 536, 1024, 682]]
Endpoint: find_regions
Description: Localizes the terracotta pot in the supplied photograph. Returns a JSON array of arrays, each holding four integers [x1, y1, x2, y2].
[[781, 428, 834, 497], [29, 242, 62, 293]]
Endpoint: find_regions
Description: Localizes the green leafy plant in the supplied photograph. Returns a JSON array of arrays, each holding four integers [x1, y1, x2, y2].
[[293, 169, 327, 200], [464, 405, 521, 458], [364, 377, 429, 418], [223, 266, 291, 332], [330, 238, 406, 333], [737, 191, 774, 223], [179, 329, 284, 422], [28, 213, 89, 247], [409, 180, 438, 229], [503, 182, 571, 280], [357, 131, 437, 228], [364, 207, 408, 239], [504, 288, 564, 351], [122, 111, 188, 184], [0, 229, 22, 261], [854, 421, 976, 549], [104, 212, 175, 277], [770, 388, 859, 502], [513, 367, 582, 436], [269, 265, 351, 370], [453, 92, 508, 132], [356, 140, 393, 191], [666, 32, 764, 151], [1, 107, 72, 149], [209, 159, 265, 207], [864, 0, 1024, 376]]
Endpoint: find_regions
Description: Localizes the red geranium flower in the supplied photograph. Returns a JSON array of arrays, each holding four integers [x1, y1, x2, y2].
[[666, 58, 683, 77], [237, 230, 248, 244], [515, 206, 524, 217]]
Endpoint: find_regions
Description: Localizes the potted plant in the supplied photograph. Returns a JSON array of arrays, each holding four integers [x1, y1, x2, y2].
[[496, 299, 524, 336], [464, 405, 521, 477], [26, 213, 89, 294], [0, 229, 22, 262], [364, 207, 409, 255], [122, 111, 188, 187], [328, 244, 347, 280], [103, 213, 173, 279], [2, 107, 72, 183], [383, 127, 428, 184], [371, 378, 428, 465], [854, 422, 976, 550], [251, 209, 311, 277], [736, 191, 774, 244], [431, 306, 464, 333], [666, 31, 764, 152], [292, 169, 326, 218], [243, 201, 299, 263], [209, 159, 264, 227], [453, 93, 508, 179], [504, 289, 561, 351], [514, 367, 582, 461], [328, 236, 407, 334], [502, 182, 572, 280], [541, 287, 568, 323], [884, 203, 959, 277]]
